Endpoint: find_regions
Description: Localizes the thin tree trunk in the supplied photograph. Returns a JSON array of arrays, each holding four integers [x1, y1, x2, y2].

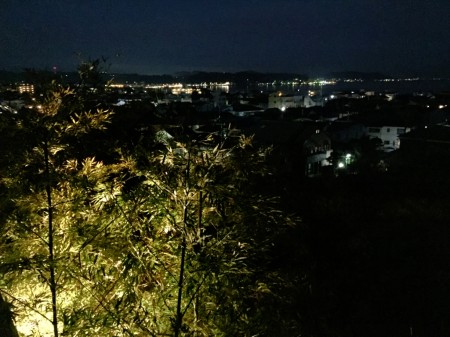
[[174, 235, 187, 337], [195, 191, 203, 324], [174, 150, 191, 337], [44, 140, 59, 337]]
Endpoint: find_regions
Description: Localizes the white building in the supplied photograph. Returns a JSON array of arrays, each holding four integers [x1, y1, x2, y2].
[[304, 95, 324, 108], [268, 92, 303, 111], [366, 126, 411, 151]]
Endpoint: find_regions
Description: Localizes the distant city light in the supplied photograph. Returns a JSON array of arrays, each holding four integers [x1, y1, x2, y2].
[[18, 83, 35, 94]]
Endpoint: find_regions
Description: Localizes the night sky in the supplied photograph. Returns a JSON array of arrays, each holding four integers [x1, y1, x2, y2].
[[1, 0, 450, 77]]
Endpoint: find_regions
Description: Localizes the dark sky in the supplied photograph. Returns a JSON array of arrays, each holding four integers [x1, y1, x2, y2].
[[1, 0, 450, 77]]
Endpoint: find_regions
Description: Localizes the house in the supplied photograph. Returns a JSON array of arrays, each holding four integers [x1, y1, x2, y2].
[[305, 94, 325, 108], [241, 120, 332, 177], [303, 130, 333, 176], [326, 121, 366, 143], [366, 125, 411, 151], [268, 92, 303, 111]]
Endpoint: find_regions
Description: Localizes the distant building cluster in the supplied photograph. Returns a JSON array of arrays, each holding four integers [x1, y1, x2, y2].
[[17, 83, 34, 94], [1, 76, 449, 177]]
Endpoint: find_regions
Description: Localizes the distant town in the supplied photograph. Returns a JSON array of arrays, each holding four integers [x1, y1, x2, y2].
[[1, 69, 450, 178]]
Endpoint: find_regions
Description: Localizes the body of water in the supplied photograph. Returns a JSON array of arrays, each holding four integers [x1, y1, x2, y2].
[[232, 79, 450, 96]]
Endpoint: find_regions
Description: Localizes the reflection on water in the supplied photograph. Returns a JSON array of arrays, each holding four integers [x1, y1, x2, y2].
[[228, 79, 450, 95]]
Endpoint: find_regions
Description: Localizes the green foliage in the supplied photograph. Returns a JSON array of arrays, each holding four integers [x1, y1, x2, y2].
[[0, 66, 115, 336], [0, 65, 299, 336], [56, 135, 292, 336]]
